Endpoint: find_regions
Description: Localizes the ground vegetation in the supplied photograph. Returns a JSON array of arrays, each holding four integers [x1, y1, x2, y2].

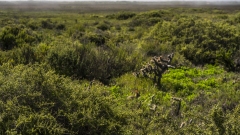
[[0, 6, 240, 134]]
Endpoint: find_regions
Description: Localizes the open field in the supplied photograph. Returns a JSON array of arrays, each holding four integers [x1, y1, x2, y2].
[[1, 1, 240, 12]]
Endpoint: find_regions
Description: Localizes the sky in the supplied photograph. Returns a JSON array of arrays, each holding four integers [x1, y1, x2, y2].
[[0, 0, 240, 2], [1, 0, 240, 2]]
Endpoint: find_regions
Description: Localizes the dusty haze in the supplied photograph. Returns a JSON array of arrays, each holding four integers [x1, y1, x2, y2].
[[0, 1, 240, 12]]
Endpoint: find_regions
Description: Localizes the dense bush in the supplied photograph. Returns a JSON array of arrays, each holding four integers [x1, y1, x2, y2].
[[0, 63, 126, 134], [231, 12, 240, 24], [97, 21, 111, 31], [136, 10, 173, 19], [26, 19, 41, 30], [128, 10, 173, 27], [0, 8, 240, 134], [76, 31, 109, 46], [129, 17, 162, 27], [143, 17, 240, 70], [0, 24, 39, 50], [0, 44, 37, 65], [41, 19, 55, 29], [177, 20, 240, 70], [106, 12, 136, 20], [41, 19, 65, 30], [47, 42, 141, 84]]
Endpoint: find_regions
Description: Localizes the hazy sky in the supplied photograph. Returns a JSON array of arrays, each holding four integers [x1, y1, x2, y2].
[[0, 0, 240, 2], [1, 0, 240, 1]]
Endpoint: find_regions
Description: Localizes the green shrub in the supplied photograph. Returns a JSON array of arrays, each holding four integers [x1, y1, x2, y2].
[[41, 19, 65, 30], [0, 44, 37, 65], [128, 10, 170, 27], [144, 17, 239, 70], [15, 113, 66, 135], [211, 106, 226, 135], [0, 63, 127, 134], [97, 22, 110, 31], [79, 31, 108, 46], [129, 17, 162, 27], [116, 12, 136, 20], [26, 19, 41, 30], [41, 19, 55, 29], [177, 20, 239, 69], [0, 24, 39, 50], [56, 23, 65, 30], [231, 12, 240, 24], [224, 105, 240, 135], [47, 42, 141, 84], [106, 12, 136, 20], [136, 10, 173, 19], [0, 8, 240, 135]]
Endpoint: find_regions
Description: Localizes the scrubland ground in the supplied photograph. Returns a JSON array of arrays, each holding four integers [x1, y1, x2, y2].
[[0, 2, 240, 134]]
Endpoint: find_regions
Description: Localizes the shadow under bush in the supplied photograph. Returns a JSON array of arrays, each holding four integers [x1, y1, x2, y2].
[[47, 43, 141, 84]]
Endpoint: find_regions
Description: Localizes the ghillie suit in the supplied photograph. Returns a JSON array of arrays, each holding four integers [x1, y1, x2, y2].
[[134, 53, 175, 86]]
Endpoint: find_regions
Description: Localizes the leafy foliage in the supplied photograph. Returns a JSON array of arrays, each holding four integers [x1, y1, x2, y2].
[[0, 7, 240, 134], [0, 24, 39, 50], [106, 12, 136, 20], [0, 63, 126, 134]]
